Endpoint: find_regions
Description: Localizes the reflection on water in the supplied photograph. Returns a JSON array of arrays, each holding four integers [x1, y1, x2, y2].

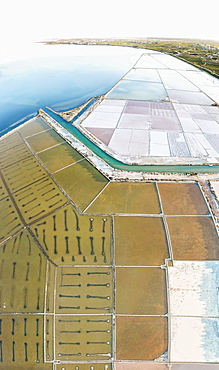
[[0, 43, 141, 135], [107, 79, 168, 101]]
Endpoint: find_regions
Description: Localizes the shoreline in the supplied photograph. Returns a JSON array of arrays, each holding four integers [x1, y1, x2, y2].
[[43, 37, 219, 78]]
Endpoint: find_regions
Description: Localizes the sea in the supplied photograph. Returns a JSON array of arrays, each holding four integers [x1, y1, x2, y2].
[[1, 42, 218, 173], [0, 41, 142, 136]]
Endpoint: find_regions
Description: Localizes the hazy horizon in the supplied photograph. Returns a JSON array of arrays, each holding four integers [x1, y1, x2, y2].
[[1, 0, 218, 46]]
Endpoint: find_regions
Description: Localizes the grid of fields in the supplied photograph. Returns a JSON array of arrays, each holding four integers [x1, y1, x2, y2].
[[81, 53, 219, 163], [0, 118, 218, 368]]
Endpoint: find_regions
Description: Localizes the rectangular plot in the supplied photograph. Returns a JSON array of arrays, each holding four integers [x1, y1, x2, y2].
[[158, 69, 199, 91], [128, 134, 149, 156], [37, 142, 84, 173], [116, 316, 168, 361], [18, 116, 50, 138], [25, 129, 64, 153], [134, 54, 167, 69], [190, 112, 214, 120], [203, 106, 219, 123], [108, 129, 132, 156], [0, 230, 47, 313], [87, 182, 161, 214], [158, 182, 209, 215], [151, 116, 181, 131], [180, 70, 209, 86], [168, 133, 190, 157], [86, 128, 115, 146], [95, 102, 125, 114], [177, 117, 201, 133], [120, 130, 150, 157], [184, 133, 207, 157], [126, 100, 150, 107], [100, 99, 126, 107], [107, 80, 168, 102], [202, 105, 219, 114], [53, 160, 108, 212], [124, 104, 150, 115], [209, 113, 219, 122], [115, 216, 169, 266], [167, 216, 219, 260], [55, 315, 112, 361], [116, 267, 167, 315], [124, 68, 162, 83], [201, 86, 219, 103], [0, 315, 46, 367], [194, 119, 219, 134], [168, 261, 219, 317], [56, 267, 113, 315], [167, 90, 214, 105], [150, 132, 170, 156], [118, 114, 150, 129], [82, 112, 121, 128], [194, 134, 219, 157], [170, 317, 219, 362], [110, 128, 132, 142], [206, 134, 219, 152], [154, 54, 198, 70]]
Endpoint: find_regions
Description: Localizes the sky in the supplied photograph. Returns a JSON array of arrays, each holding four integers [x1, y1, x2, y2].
[[0, 0, 218, 45]]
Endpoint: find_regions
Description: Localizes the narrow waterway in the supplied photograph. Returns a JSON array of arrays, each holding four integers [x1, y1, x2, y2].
[[45, 108, 219, 174]]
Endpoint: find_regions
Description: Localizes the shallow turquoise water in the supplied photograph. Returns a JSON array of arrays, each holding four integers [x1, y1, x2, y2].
[[107, 79, 168, 101], [0, 43, 141, 135], [2, 43, 219, 174]]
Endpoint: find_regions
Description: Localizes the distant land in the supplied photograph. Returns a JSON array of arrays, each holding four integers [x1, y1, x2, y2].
[[44, 37, 219, 77]]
